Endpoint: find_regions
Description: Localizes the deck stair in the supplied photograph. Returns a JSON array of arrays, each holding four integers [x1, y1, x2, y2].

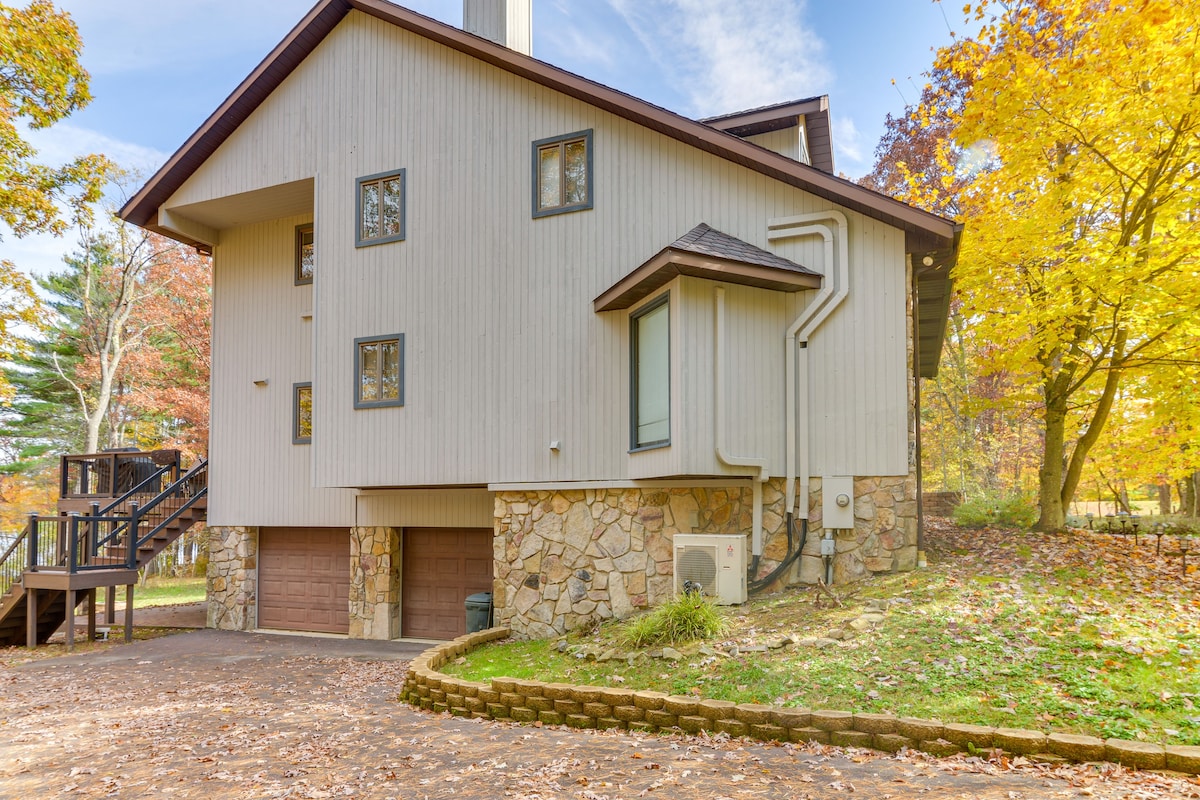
[[0, 453, 207, 648]]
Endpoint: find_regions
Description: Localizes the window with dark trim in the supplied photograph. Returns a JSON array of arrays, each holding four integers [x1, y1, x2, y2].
[[532, 129, 592, 217], [295, 224, 314, 285], [356, 170, 406, 246], [293, 382, 312, 444], [354, 334, 404, 409], [630, 293, 669, 450]]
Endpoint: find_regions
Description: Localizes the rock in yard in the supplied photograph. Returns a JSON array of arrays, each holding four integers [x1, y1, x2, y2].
[[661, 647, 683, 661]]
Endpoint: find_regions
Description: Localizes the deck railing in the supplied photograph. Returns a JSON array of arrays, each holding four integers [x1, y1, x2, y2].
[[59, 450, 181, 500]]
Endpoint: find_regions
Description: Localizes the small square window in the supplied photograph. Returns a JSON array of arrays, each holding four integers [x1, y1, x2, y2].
[[630, 293, 669, 450], [532, 130, 592, 217], [295, 224, 314, 285], [354, 334, 404, 409], [356, 170, 406, 247], [293, 382, 312, 444]]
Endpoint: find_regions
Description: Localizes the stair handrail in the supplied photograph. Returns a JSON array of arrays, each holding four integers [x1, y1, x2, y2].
[[91, 459, 207, 553], [0, 523, 30, 597], [95, 462, 178, 516]]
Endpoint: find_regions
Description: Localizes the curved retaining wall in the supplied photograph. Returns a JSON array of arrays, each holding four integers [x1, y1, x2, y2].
[[400, 628, 1200, 775]]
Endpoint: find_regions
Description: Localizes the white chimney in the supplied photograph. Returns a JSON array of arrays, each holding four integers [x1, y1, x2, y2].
[[463, 0, 532, 56]]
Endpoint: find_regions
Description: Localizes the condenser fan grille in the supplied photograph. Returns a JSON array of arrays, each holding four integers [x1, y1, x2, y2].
[[676, 546, 718, 592]]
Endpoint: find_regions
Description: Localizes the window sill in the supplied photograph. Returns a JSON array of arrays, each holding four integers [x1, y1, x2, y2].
[[628, 441, 670, 454]]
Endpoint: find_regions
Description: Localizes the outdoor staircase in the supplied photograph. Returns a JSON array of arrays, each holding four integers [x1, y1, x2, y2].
[[0, 456, 207, 648]]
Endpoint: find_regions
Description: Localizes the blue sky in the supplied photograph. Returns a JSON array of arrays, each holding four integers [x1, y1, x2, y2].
[[3, 0, 961, 277]]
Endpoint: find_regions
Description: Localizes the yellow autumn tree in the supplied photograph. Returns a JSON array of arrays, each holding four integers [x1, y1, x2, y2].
[[920, 0, 1200, 529], [0, 1, 112, 401]]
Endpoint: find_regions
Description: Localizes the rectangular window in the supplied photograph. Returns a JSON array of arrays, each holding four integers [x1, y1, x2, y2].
[[631, 293, 669, 449], [356, 170, 406, 247], [354, 334, 404, 409], [532, 129, 592, 217], [293, 382, 312, 444], [295, 224, 314, 285]]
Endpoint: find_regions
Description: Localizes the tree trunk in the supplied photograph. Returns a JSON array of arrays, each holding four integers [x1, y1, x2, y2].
[[1037, 401, 1067, 530], [1184, 472, 1199, 517], [1158, 483, 1172, 516]]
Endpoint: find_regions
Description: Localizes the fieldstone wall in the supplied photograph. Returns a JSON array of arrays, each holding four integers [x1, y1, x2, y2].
[[493, 476, 918, 637], [207, 526, 257, 631], [349, 526, 400, 640]]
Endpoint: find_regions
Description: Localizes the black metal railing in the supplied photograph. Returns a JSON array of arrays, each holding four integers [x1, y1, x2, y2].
[[59, 450, 181, 500], [0, 459, 208, 584]]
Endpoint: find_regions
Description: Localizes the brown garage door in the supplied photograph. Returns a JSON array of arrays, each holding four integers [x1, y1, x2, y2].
[[403, 528, 493, 640], [259, 527, 350, 634]]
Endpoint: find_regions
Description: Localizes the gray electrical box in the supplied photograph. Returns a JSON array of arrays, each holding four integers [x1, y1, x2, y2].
[[822, 475, 855, 530]]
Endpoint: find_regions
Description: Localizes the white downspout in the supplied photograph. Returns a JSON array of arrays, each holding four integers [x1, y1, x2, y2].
[[768, 211, 850, 526], [714, 286, 768, 560]]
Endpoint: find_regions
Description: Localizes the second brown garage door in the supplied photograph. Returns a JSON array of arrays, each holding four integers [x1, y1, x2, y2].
[[259, 527, 350, 634], [402, 528, 493, 640]]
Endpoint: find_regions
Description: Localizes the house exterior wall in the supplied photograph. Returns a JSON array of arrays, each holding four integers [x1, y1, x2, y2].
[[167, 10, 912, 501], [745, 127, 803, 163], [208, 215, 356, 527]]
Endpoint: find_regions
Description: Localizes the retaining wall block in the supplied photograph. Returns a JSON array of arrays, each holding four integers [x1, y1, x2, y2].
[[873, 733, 914, 753], [940, 722, 993, 749], [613, 705, 645, 722], [751, 723, 789, 742], [715, 718, 750, 737], [646, 710, 678, 728], [852, 713, 898, 736], [538, 711, 564, 726], [831, 730, 873, 748], [897, 717, 943, 742], [697, 699, 736, 721], [583, 702, 611, 718], [573, 687, 603, 705], [632, 691, 668, 711], [1165, 745, 1200, 775], [513, 679, 544, 697], [919, 739, 961, 758], [510, 707, 538, 723], [811, 710, 854, 732], [627, 721, 655, 733], [1047, 733, 1106, 762], [541, 683, 574, 701], [597, 717, 625, 731], [663, 696, 698, 716], [565, 714, 597, 729], [994, 728, 1048, 756], [600, 687, 635, 707], [733, 704, 773, 726], [789, 727, 831, 745], [771, 708, 811, 729], [1105, 739, 1166, 770], [527, 696, 554, 712], [553, 699, 583, 716], [492, 677, 518, 694], [678, 716, 709, 734]]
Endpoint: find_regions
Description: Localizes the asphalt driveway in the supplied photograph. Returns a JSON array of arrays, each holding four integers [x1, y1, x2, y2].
[[1, 629, 1195, 799]]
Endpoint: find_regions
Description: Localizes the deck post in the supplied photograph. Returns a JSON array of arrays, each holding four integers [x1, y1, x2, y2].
[[87, 588, 97, 642], [65, 588, 76, 651], [105, 586, 115, 624], [124, 584, 134, 643], [26, 587, 37, 649]]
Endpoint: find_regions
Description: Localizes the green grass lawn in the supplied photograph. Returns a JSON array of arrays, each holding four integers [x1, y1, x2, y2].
[[100, 576, 207, 609], [442, 522, 1200, 746]]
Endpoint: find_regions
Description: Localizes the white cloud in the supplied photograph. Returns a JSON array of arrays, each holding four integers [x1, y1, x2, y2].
[[606, 0, 831, 117], [832, 115, 865, 175]]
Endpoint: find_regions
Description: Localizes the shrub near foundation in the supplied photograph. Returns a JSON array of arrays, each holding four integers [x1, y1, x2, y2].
[[621, 594, 724, 648]]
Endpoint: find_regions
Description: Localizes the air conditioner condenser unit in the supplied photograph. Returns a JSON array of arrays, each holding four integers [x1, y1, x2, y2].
[[672, 533, 747, 605]]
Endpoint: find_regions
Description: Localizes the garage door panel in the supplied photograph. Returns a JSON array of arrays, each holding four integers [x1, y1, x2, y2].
[[259, 528, 350, 634], [403, 528, 494, 640]]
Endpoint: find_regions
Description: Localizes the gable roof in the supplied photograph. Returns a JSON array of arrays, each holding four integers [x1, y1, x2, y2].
[[702, 96, 833, 173], [117, 0, 960, 377], [594, 223, 822, 312]]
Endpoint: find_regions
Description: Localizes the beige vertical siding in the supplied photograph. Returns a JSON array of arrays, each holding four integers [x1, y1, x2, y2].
[[355, 489, 494, 528], [745, 128, 802, 163], [170, 10, 912, 508], [209, 214, 356, 526]]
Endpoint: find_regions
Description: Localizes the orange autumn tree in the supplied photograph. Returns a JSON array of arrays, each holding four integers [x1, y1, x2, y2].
[[915, 0, 1200, 529]]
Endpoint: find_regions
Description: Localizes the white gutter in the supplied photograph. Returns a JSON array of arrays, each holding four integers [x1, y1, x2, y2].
[[768, 210, 850, 524], [714, 286, 768, 559]]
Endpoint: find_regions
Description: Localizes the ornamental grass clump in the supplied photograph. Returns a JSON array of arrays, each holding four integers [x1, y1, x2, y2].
[[621, 593, 724, 648]]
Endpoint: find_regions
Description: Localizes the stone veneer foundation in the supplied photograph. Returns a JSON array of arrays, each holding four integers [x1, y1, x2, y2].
[[207, 526, 258, 631], [494, 475, 918, 638], [349, 526, 400, 639]]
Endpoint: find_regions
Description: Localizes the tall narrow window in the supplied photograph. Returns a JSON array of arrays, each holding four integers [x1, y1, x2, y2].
[[354, 334, 404, 409], [295, 224, 314, 284], [293, 382, 312, 444], [532, 130, 592, 217], [631, 294, 669, 449], [356, 170, 406, 247]]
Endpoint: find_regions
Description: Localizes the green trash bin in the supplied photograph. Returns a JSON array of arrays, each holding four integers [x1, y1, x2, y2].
[[465, 592, 493, 633]]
